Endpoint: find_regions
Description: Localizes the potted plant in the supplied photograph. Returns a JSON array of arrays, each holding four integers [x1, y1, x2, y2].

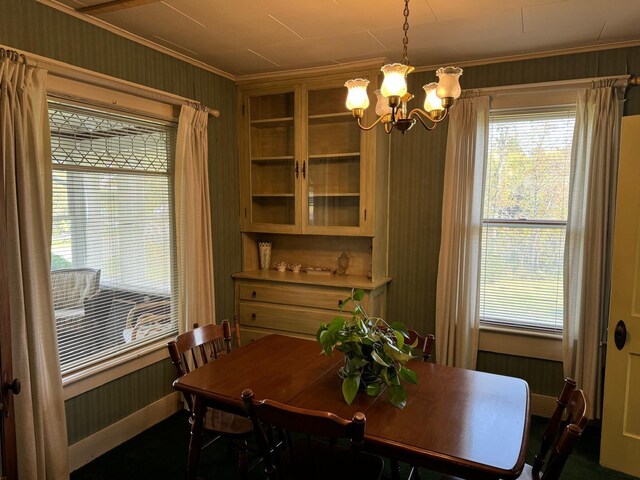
[[316, 289, 418, 409]]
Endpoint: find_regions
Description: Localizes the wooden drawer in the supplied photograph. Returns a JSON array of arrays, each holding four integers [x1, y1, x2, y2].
[[238, 282, 367, 311], [239, 302, 338, 336]]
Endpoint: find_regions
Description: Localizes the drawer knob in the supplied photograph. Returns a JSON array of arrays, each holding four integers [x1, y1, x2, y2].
[[251, 290, 257, 299], [338, 299, 344, 308], [251, 313, 256, 321]]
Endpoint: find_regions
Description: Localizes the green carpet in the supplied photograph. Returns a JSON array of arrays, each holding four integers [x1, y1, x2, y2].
[[71, 412, 639, 479]]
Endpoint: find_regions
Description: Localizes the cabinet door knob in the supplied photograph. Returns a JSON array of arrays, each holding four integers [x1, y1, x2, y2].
[[302, 161, 306, 179], [251, 313, 256, 321], [251, 290, 257, 299], [295, 161, 299, 179]]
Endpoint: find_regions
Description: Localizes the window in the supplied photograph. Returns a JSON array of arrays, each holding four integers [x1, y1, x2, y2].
[[479, 108, 575, 332], [49, 101, 178, 374]]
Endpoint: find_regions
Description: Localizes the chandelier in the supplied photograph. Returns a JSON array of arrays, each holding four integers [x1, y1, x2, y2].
[[344, 0, 463, 134]]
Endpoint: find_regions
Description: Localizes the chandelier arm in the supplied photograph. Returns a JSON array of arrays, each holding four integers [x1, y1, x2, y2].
[[407, 108, 450, 124], [407, 109, 439, 131], [384, 122, 394, 134], [356, 114, 388, 131], [407, 108, 452, 131]]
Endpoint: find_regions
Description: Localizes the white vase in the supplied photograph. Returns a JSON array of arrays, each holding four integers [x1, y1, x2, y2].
[[258, 242, 272, 270]]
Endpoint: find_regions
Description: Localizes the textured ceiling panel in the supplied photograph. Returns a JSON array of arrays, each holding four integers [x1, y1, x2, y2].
[[57, 0, 640, 77]]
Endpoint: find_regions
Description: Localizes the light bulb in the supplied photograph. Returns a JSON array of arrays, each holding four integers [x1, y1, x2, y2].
[[436, 66, 463, 99], [422, 82, 444, 112], [344, 78, 370, 110], [380, 63, 410, 98]]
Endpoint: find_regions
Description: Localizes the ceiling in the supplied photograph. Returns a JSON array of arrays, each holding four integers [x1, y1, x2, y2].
[[51, 0, 640, 78]]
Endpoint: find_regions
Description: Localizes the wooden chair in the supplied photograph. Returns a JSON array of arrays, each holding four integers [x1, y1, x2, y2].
[[229, 314, 242, 349], [407, 330, 435, 362], [444, 377, 589, 480], [389, 330, 435, 480], [168, 320, 253, 478], [241, 388, 384, 480]]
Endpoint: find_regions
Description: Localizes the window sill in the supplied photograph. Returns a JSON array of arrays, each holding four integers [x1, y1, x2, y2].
[[62, 339, 171, 400], [478, 324, 563, 362]]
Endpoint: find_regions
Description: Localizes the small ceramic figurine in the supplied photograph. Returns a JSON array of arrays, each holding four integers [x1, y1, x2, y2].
[[337, 251, 350, 275], [273, 261, 287, 272], [288, 263, 302, 273]]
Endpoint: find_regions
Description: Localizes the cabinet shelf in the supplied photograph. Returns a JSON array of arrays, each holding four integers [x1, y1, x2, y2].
[[308, 152, 360, 159], [251, 156, 295, 162], [252, 193, 295, 198], [309, 192, 360, 197], [308, 112, 353, 125], [251, 117, 294, 128], [233, 269, 390, 290]]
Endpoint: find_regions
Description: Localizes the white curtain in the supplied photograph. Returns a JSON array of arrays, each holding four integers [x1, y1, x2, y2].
[[435, 95, 490, 369], [1, 59, 69, 478], [175, 105, 216, 332], [564, 81, 623, 418]]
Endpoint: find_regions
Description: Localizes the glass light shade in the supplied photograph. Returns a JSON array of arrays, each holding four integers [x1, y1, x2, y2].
[[380, 63, 410, 98], [344, 78, 370, 110], [374, 89, 393, 117], [436, 66, 463, 99], [422, 82, 444, 112]]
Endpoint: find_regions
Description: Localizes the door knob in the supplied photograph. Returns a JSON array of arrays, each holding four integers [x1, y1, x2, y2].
[[4, 378, 21, 396], [614, 320, 627, 350]]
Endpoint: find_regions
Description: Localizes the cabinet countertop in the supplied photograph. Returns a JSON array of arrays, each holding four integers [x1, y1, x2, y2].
[[233, 269, 391, 290]]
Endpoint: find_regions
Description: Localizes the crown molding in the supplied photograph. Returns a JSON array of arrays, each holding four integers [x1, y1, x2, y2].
[[234, 58, 387, 86], [35, 0, 236, 80]]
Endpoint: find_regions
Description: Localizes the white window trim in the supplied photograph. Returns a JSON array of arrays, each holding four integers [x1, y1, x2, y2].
[[47, 75, 182, 395], [62, 338, 172, 400], [478, 324, 562, 361]]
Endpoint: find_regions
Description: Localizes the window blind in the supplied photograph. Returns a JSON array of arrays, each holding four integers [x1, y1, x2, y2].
[[480, 109, 575, 331], [49, 101, 178, 374]]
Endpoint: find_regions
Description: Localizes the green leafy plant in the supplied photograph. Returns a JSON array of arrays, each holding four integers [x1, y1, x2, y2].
[[316, 288, 418, 409]]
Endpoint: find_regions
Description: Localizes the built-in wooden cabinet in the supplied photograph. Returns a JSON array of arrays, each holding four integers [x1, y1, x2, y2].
[[239, 74, 383, 236], [235, 67, 390, 342]]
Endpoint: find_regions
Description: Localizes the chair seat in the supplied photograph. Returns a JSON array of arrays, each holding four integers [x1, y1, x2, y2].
[[279, 438, 383, 479], [199, 407, 253, 437]]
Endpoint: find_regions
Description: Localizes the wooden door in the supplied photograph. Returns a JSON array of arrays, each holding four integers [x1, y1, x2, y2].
[[600, 114, 640, 477], [0, 139, 19, 478]]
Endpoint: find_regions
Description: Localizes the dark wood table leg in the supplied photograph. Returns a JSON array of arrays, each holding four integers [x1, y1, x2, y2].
[[187, 396, 206, 480]]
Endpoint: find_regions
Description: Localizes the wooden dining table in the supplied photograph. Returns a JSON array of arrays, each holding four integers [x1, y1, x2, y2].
[[173, 334, 530, 480]]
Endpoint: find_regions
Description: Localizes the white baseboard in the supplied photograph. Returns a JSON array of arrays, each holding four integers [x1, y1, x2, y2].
[[531, 393, 557, 417], [68, 391, 182, 471]]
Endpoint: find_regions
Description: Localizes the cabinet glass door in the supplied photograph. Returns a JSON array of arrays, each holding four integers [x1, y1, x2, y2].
[[306, 87, 361, 228], [249, 92, 296, 226]]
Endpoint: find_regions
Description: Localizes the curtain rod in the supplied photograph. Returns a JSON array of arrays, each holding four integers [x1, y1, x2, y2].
[[0, 44, 220, 118], [469, 74, 634, 98]]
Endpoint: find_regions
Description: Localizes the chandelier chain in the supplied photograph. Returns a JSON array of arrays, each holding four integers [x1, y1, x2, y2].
[[402, 0, 410, 65]]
